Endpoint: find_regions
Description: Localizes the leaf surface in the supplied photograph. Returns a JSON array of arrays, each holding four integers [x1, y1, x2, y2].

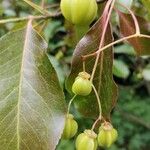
[[141, 0, 150, 20], [66, 14, 118, 120], [118, 11, 150, 56], [115, 0, 133, 13], [0, 21, 66, 150], [113, 60, 130, 79]]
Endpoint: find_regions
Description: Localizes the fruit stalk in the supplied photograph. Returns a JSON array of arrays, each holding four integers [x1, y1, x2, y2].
[[91, 84, 102, 130], [75, 25, 89, 42], [67, 95, 77, 114]]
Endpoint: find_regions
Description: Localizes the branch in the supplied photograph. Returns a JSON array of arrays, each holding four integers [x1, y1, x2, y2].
[[83, 33, 150, 58], [90, 0, 116, 82], [0, 12, 61, 24]]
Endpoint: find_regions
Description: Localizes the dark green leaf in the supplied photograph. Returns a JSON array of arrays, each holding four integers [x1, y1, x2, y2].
[[66, 14, 118, 120], [0, 21, 66, 149]]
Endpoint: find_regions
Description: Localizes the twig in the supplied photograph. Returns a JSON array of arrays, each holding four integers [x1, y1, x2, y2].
[[83, 33, 150, 58], [0, 12, 61, 24], [90, 0, 116, 82], [83, 1, 142, 61]]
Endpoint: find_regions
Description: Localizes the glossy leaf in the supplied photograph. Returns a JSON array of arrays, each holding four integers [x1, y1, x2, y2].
[[66, 13, 118, 120], [118, 11, 150, 56], [0, 21, 66, 150]]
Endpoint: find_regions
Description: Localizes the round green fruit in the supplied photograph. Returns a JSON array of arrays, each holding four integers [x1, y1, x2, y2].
[[76, 130, 97, 150], [98, 122, 118, 148], [62, 114, 78, 139], [72, 72, 92, 96], [60, 0, 98, 26]]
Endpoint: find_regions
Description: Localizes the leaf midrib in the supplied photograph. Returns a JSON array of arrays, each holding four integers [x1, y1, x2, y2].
[[17, 21, 31, 150]]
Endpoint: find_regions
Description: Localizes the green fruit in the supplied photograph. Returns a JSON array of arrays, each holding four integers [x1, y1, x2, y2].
[[98, 122, 118, 148], [62, 114, 78, 139], [60, 0, 98, 26], [72, 72, 92, 96], [76, 130, 97, 150]]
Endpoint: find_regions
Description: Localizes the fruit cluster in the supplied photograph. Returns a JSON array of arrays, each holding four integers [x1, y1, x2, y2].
[[62, 114, 118, 150], [60, 1, 119, 149], [62, 72, 118, 150]]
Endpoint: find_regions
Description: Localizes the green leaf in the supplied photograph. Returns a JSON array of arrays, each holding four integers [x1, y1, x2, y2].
[[142, 65, 150, 81], [114, 43, 136, 55], [0, 21, 66, 149], [115, 0, 133, 13], [118, 11, 150, 56], [47, 55, 65, 87], [66, 14, 118, 121], [113, 60, 130, 79], [141, 0, 150, 20], [23, 0, 51, 15]]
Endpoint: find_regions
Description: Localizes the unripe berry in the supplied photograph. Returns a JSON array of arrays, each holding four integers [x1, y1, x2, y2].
[[76, 130, 97, 150], [72, 72, 92, 96], [62, 114, 78, 139], [60, 0, 98, 26], [98, 122, 118, 148]]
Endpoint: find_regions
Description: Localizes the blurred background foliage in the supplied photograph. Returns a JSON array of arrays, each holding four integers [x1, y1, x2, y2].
[[0, 0, 150, 150]]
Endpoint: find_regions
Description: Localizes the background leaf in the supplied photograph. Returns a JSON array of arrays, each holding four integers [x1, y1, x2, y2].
[[66, 14, 118, 121], [115, 0, 133, 13], [113, 59, 130, 79], [141, 0, 150, 20], [0, 21, 66, 150], [118, 11, 150, 56], [23, 0, 51, 15], [142, 65, 150, 81], [114, 43, 136, 55]]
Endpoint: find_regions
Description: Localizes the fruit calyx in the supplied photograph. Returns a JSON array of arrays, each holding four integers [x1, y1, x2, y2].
[[84, 129, 97, 139], [100, 122, 113, 131], [78, 72, 91, 80]]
